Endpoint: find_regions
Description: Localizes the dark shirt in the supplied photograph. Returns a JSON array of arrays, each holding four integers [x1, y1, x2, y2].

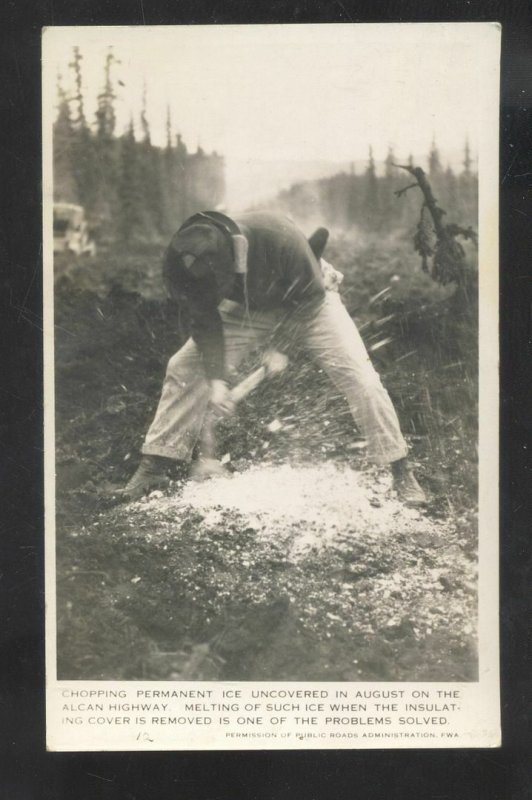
[[163, 211, 326, 379]]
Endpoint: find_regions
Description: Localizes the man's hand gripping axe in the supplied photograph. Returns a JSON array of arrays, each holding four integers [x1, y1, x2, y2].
[[191, 351, 288, 481]]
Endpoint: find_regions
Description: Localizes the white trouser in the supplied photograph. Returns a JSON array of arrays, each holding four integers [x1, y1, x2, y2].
[[142, 293, 408, 465]]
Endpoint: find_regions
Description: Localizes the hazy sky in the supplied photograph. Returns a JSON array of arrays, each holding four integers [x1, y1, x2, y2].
[[44, 24, 497, 207]]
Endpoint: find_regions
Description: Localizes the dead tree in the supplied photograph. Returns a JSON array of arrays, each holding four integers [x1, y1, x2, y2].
[[394, 164, 477, 294]]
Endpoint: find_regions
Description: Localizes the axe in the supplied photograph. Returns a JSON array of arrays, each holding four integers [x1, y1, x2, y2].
[[191, 227, 329, 481], [191, 360, 285, 481]]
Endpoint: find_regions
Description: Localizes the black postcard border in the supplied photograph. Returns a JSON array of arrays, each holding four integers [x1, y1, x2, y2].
[[2, 1, 531, 797]]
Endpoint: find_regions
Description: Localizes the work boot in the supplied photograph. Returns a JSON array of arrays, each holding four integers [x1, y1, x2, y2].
[[117, 455, 184, 502], [391, 458, 427, 507]]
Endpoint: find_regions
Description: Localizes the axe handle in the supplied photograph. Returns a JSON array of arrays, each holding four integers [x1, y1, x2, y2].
[[198, 367, 267, 461], [229, 365, 267, 404]]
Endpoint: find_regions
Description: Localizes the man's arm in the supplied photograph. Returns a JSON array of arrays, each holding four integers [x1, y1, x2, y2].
[[188, 296, 225, 380], [163, 247, 226, 380]]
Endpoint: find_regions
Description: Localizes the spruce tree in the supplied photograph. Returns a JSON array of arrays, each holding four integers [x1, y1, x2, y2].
[[463, 137, 472, 175], [364, 146, 380, 229], [118, 119, 143, 243], [428, 137, 442, 178], [94, 48, 120, 232], [161, 106, 177, 231], [53, 70, 77, 202], [138, 82, 164, 238], [346, 162, 361, 229], [458, 139, 477, 227], [95, 49, 117, 140], [380, 146, 399, 227], [444, 164, 458, 214], [68, 47, 98, 213], [175, 133, 189, 222]]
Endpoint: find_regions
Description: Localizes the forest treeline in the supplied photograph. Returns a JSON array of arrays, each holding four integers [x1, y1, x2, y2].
[[271, 144, 478, 234], [53, 48, 225, 244], [53, 47, 477, 246]]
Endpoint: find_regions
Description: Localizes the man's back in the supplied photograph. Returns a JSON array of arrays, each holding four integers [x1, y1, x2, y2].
[[230, 211, 326, 310]]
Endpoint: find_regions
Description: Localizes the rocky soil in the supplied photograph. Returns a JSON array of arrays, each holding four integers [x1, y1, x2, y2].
[[54, 236, 478, 681]]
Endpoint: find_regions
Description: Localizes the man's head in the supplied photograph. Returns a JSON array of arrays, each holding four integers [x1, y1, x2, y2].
[[164, 217, 236, 301]]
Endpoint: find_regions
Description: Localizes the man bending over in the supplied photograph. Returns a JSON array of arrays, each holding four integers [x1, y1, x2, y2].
[[118, 210, 426, 506]]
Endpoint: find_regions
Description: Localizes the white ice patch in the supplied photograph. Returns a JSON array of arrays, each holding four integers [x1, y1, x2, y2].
[[140, 463, 446, 561]]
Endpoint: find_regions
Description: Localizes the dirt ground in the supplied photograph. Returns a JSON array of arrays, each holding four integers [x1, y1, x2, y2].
[[53, 234, 478, 682]]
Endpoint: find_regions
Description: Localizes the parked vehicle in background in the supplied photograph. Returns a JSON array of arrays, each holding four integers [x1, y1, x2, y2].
[[53, 203, 96, 256]]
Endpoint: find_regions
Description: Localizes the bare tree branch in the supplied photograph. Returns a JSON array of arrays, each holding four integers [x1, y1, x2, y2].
[[394, 182, 418, 198], [393, 163, 477, 291]]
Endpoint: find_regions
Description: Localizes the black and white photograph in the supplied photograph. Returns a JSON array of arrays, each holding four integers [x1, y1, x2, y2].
[[43, 23, 500, 749]]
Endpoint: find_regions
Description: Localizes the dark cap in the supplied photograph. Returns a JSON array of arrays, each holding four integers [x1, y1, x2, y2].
[[169, 221, 233, 279]]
